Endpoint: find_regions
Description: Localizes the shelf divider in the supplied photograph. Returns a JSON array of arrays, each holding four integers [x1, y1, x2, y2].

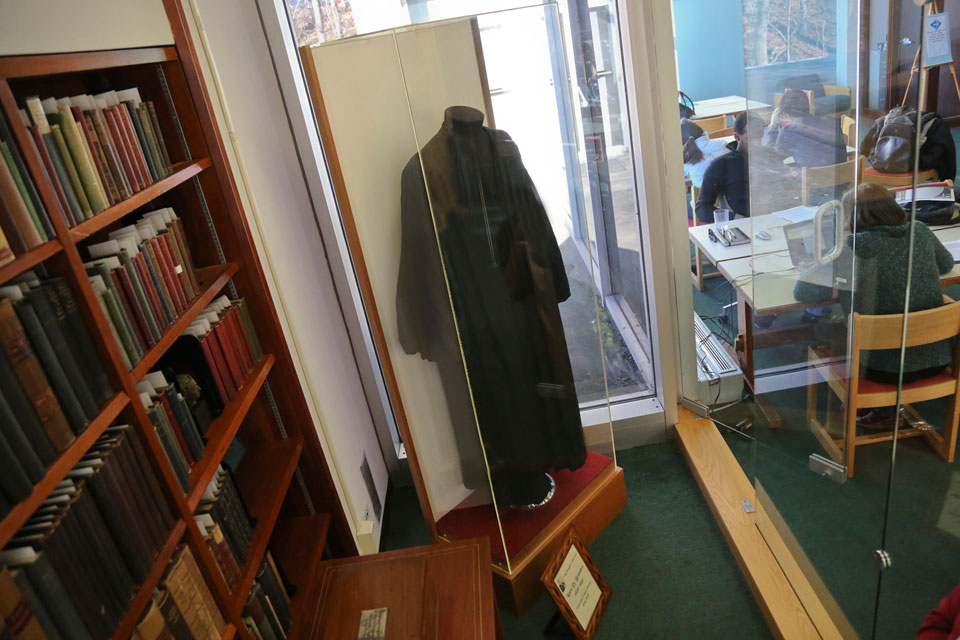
[[0, 239, 62, 285]]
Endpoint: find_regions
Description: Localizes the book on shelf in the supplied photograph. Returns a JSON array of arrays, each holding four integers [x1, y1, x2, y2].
[[0, 270, 114, 497], [84, 206, 199, 369], [157, 545, 225, 640], [19, 89, 173, 229], [196, 467, 253, 570], [0, 112, 54, 259], [0, 425, 174, 639]]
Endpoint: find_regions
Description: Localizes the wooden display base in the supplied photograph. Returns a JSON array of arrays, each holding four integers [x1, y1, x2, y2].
[[441, 464, 625, 616]]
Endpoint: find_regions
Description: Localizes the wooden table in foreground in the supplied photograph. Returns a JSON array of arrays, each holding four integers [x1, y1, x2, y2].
[[693, 95, 771, 119], [295, 537, 501, 639]]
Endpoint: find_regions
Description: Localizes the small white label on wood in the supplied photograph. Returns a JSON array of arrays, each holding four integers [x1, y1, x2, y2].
[[357, 608, 387, 640], [554, 546, 601, 630]]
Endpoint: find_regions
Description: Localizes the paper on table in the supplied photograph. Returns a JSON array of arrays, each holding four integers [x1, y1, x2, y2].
[[894, 184, 954, 203], [943, 240, 960, 262], [775, 206, 817, 223]]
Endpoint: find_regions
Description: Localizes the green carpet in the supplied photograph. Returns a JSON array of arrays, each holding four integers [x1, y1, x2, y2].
[[380, 442, 772, 639]]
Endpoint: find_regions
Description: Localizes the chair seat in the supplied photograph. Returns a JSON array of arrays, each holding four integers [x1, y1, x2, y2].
[[864, 166, 937, 178], [857, 371, 955, 394]]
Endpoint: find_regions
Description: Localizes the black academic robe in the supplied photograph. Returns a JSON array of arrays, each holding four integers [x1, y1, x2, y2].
[[396, 107, 586, 506]]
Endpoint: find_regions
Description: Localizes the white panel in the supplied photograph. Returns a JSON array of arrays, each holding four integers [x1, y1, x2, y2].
[[0, 1, 173, 55], [308, 21, 488, 521], [181, 0, 388, 548]]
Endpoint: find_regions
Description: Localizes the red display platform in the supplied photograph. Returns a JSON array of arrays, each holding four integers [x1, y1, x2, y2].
[[437, 451, 614, 562]]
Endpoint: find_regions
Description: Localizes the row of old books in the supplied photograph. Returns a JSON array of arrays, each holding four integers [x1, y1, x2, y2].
[[241, 557, 293, 640], [0, 114, 53, 266], [0, 270, 114, 513], [133, 545, 226, 640], [22, 90, 173, 227], [140, 296, 263, 493], [85, 207, 198, 370], [0, 424, 176, 639]]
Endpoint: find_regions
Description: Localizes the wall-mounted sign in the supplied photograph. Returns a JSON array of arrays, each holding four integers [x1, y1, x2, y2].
[[924, 12, 953, 68]]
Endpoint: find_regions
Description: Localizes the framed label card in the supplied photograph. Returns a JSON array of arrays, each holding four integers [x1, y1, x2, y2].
[[540, 528, 611, 639]]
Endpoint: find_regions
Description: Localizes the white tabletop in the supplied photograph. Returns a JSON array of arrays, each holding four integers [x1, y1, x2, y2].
[[690, 213, 795, 263], [717, 225, 960, 313], [693, 95, 771, 119]]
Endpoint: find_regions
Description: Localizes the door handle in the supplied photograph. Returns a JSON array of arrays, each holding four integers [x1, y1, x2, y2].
[[814, 199, 844, 265]]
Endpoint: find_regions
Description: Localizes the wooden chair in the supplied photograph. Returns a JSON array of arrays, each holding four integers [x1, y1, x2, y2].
[[711, 126, 734, 138], [840, 114, 856, 145], [693, 114, 727, 134], [800, 156, 864, 206], [862, 165, 938, 187], [689, 184, 723, 290], [806, 299, 960, 477]]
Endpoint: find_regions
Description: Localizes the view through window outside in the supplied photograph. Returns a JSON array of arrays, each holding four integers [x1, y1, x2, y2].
[[286, 0, 657, 408], [742, 0, 837, 66]]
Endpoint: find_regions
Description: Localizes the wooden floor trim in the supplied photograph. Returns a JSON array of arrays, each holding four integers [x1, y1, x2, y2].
[[675, 407, 841, 639]]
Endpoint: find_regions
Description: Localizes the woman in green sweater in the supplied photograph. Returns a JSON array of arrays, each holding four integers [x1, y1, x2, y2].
[[794, 182, 954, 425]]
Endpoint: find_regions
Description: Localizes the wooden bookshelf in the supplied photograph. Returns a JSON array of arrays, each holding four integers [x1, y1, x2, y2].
[[0, 3, 354, 636]]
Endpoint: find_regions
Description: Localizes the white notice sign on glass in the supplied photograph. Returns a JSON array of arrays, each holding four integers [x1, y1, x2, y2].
[[553, 545, 601, 630], [924, 12, 953, 68]]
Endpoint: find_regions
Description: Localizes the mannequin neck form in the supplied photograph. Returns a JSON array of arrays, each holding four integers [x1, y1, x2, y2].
[[444, 106, 485, 130]]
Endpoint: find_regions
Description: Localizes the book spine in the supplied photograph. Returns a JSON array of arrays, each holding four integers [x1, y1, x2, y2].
[[157, 392, 194, 466], [46, 513, 112, 637], [47, 125, 91, 221], [97, 278, 142, 364], [134, 600, 170, 640], [144, 102, 172, 173], [116, 106, 151, 188], [78, 112, 118, 206], [149, 238, 185, 314], [158, 234, 190, 305], [213, 320, 244, 392], [0, 388, 46, 482], [56, 106, 106, 214], [0, 299, 73, 452], [169, 220, 197, 295], [87, 463, 151, 582], [110, 269, 149, 350], [0, 143, 46, 243], [124, 103, 158, 182], [67, 107, 108, 208], [103, 439, 161, 561], [198, 337, 230, 404], [26, 288, 98, 421], [48, 279, 113, 405], [0, 351, 56, 465], [0, 423, 35, 502], [103, 108, 141, 193], [141, 242, 175, 321], [0, 144, 43, 249], [13, 300, 89, 435], [156, 591, 191, 640], [0, 115, 52, 239], [112, 436, 165, 550], [159, 231, 194, 300], [89, 109, 131, 200], [0, 171, 26, 255], [120, 251, 160, 343], [151, 414, 189, 491], [135, 106, 165, 180], [182, 548, 224, 634], [123, 429, 176, 531], [165, 387, 204, 461], [132, 253, 168, 331], [0, 224, 13, 267], [21, 551, 94, 640], [94, 290, 131, 370], [0, 567, 46, 640], [207, 329, 238, 396], [29, 128, 73, 229]]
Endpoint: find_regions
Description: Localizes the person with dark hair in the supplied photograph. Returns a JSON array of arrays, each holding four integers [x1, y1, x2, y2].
[[681, 118, 728, 189], [695, 112, 767, 222], [764, 88, 846, 168], [794, 182, 954, 426]]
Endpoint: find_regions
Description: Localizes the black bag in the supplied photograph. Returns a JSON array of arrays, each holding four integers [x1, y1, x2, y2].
[[868, 107, 939, 173], [679, 91, 696, 119], [909, 185, 960, 225]]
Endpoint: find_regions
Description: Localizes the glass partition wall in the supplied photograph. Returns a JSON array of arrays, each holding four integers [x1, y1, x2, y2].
[[677, 0, 960, 635]]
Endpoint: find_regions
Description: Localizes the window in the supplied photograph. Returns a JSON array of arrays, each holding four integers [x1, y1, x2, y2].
[[742, 0, 837, 67]]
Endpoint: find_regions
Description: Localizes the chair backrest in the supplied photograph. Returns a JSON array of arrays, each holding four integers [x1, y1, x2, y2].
[[854, 300, 960, 352], [841, 114, 856, 145], [801, 156, 864, 206], [862, 167, 938, 187], [694, 114, 727, 134], [711, 126, 734, 138]]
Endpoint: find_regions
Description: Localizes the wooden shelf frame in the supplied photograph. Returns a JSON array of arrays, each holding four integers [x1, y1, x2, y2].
[[0, 14, 349, 640], [270, 513, 330, 634], [186, 354, 276, 511], [230, 438, 303, 615], [0, 392, 128, 548], [128, 261, 238, 381]]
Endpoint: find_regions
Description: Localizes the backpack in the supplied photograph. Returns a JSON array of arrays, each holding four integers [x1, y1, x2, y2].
[[869, 107, 940, 173], [679, 91, 696, 119], [909, 185, 960, 225]]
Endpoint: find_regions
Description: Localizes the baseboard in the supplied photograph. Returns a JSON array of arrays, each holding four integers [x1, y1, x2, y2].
[[675, 407, 847, 639]]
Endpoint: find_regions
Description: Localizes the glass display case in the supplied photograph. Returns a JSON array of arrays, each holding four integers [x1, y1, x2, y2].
[[298, 4, 627, 612], [675, 0, 960, 635]]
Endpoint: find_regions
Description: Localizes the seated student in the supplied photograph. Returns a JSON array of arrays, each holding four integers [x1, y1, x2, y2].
[[794, 183, 953, 427], [681, 118, 729, 189], [763, 88, 846, 168], [695, 112, 762, 223]]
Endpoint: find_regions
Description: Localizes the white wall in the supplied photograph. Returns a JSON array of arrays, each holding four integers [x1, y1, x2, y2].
[[0, 1, 173, 54], [180, 0, 389, 550]]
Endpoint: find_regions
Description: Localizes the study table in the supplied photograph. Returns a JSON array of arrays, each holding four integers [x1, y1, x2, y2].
[[690, 208, 960, 423], [693, 95, 771, 119]]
